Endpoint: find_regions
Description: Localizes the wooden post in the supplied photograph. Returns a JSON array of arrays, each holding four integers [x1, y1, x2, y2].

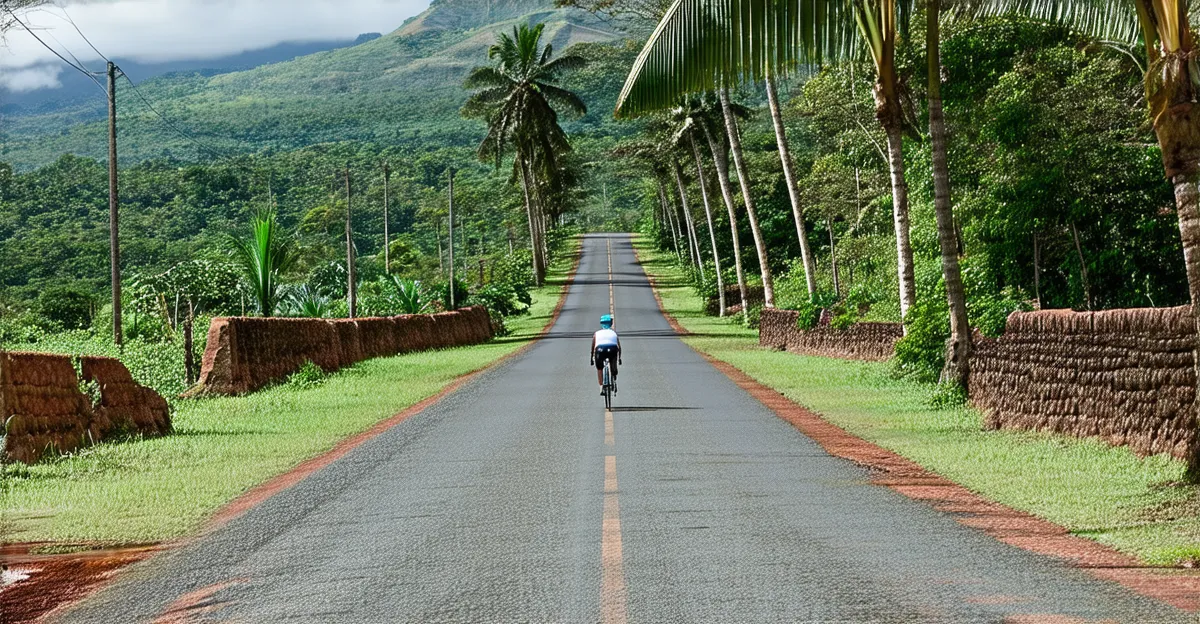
[[184, 300, 196, 386], [448, 168, 456, 309], [383, 162, 391, 273], [345, 167, 357, 318], [108, 62, 122, 346]]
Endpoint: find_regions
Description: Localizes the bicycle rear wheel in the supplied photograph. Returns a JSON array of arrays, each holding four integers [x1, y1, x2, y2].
[[603, 362, 612, 410]]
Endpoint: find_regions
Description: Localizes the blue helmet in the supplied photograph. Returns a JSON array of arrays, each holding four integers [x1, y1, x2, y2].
[[599, 314, 613, 329]]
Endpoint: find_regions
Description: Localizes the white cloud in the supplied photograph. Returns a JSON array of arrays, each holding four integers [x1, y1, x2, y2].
[[1, 0, 430, 90], [0, 65, 64, 92]]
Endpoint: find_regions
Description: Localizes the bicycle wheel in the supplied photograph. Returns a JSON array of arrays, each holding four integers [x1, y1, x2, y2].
[[603, 362, 612, 410]]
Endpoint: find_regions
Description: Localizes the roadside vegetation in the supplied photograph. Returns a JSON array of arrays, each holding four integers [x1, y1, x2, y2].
[[635, 239, 1200, 567], [0, 241, 578, 546]]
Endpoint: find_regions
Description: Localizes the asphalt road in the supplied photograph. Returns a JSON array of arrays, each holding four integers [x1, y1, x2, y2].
[[59, 234, 1192, 623]]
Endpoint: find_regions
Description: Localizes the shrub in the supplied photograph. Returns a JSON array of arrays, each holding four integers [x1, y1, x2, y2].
[[743, 304, 764, 329], [35, 285, 95, 330], [286, 361, 327, 389], [287, 285, 331, 318], [892, 293, 950, 383], [391, 277, 432, 315], [435, 278, 470, 311], [471, 282, 529, 318]]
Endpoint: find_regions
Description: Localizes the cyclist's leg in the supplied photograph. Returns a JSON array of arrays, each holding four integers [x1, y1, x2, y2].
[[595, 349, 605, 387]]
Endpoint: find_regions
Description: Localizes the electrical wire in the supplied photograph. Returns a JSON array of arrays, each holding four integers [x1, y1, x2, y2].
[[1, 5, 107, 96]]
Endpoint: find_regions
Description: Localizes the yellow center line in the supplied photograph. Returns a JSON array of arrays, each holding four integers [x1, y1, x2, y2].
[[605, 409, 614, 446], [601, 455, 628, 624], [607, 238, 614, 316]]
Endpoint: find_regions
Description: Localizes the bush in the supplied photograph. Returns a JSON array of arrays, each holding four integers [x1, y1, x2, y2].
[[471, 282, 529, 318], [284, 285, 331, 318], [286, 361, 327, 389], [434, 278, 470, 311], [35, 285, 96, 330], [743, 304, 763, 329], [892, 291, 950, 383]]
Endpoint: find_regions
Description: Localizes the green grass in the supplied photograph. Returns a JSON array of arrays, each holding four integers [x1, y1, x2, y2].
[[0, 242, 579, 546], [635, 238, 1200, 566]]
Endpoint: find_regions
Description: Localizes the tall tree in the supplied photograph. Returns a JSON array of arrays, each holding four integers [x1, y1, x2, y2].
[[614, 0, 919, 321], [720, 89, 775, 308], [462, 22, 587, 285], [926, 0, 971, 386], [765, 74, 819, 298]]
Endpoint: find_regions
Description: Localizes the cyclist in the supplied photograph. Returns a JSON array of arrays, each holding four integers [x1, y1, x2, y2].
[[590, 314, 622, 395]]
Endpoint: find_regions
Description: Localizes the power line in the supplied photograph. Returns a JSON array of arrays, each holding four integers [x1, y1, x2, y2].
[[1, 5, 107, 95], [51, 6, 109, 64]]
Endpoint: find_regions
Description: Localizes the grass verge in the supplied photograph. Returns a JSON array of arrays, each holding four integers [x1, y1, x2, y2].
[[0, 242, 579, 546], [635, 238, 1200, 566]]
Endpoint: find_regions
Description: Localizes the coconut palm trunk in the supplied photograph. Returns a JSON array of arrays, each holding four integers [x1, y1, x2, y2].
[[764, 74, 817, 298], [702, 123, 749, 313], [657, 175, 684, 258], [926, 0, 971, 387], [672, 159, 707, 278], [719, 89, 775, 308], [518, 155, 545, 285], [690, 133, 727, 316], [876, 74, 917, 324]]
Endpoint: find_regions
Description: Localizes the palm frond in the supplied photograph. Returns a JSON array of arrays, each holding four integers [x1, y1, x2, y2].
[[463, 66, 516, 89], [962, 0, 1141, 47], [615, 0, 858, 117], [537, 82, 589, 116]]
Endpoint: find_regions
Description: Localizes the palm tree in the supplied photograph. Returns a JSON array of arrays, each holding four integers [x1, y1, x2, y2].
[[671, 98, 729, 315], [231, 209, 298, 317], [462, 22, 587, 285], [926, 0, 972, 386], [719, 89, 776, 308], [671, 157, 707, 277], [984, 0, 1200, 477], [614, 0, 916, 321], [765, 74, 819, 299], [702, 105, 752, 314]]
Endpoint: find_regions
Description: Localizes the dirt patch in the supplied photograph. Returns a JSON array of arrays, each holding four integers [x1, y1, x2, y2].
[[635, 252, 1200, 614], [0, 242, 585, 623], [0, 543, 160, 624]]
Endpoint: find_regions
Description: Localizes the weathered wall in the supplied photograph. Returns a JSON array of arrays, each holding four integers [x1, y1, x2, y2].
[[969, 306, 1198, 461], [758, 308, 904, 362], [1, 352, 172, 464], [195, 306, 493, 395]]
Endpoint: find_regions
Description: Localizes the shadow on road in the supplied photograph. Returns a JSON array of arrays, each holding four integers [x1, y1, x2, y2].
[[609, 406, 699, 413]]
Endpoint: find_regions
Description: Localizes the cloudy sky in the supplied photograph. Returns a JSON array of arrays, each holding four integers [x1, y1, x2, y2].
[[1, 0, 431, 92]]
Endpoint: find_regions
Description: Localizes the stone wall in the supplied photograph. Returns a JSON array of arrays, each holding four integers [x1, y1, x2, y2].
[[969, 306, 1198, 461], [195, 306, 493, 395], [1, 352, 172, 464], [758, 308, 904, 362]]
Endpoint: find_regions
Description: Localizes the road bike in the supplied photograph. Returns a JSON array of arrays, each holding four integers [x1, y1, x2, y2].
[[602, 359, 614, 410]]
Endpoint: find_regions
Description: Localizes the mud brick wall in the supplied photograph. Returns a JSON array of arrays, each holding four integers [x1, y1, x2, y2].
[[1, 352, 172, 464], [758, 308, 903, 362], [196, 306, 493, 395], [969, 306, 1198, 460]]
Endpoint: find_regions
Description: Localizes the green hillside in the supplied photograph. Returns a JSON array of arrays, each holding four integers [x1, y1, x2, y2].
[[0, 0, 631, 170]]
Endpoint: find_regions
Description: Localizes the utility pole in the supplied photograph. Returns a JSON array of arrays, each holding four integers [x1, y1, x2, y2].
[[108, 61, 122, 347], [448, 167, 455, 309], [382, 162, 391, 273], [345, 167, 357, 318]]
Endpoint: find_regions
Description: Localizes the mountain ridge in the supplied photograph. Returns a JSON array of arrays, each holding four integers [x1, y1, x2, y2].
[[0, 0, 630, 170]]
